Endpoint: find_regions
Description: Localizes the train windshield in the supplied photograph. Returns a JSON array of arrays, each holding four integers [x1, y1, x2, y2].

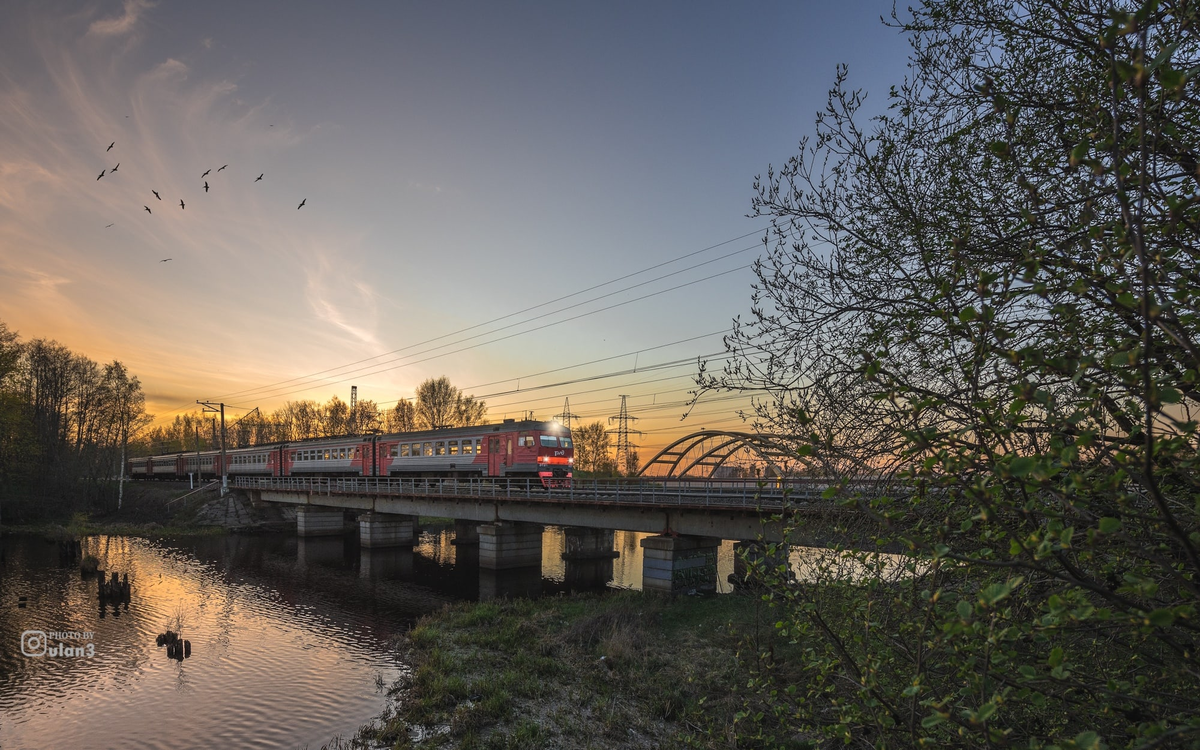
[[539, 435, 572, 449]]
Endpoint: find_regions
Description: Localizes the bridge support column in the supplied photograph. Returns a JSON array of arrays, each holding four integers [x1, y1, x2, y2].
[[562, 527, 618, 560], [296, 507, 345, 537], [731, 541, 792, 589], [360, 547, 414, 579], [478, 523, 543, 570], [453, 519, 480, 545], [640, 535, 720, 595], [359, 513, 417, 548]]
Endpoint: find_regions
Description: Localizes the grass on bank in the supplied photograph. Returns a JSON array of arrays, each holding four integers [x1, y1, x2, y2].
[[366, 590, 806, 750]]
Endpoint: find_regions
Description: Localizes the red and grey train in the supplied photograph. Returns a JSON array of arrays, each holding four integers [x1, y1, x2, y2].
[[129, 419, 573, 486]]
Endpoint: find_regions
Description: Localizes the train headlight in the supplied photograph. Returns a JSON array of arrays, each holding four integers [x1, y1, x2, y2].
[[568, 457, 574, 464]]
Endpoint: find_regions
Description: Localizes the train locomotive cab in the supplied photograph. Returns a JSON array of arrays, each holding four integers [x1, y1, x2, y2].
[[533, 426, 573, 488]]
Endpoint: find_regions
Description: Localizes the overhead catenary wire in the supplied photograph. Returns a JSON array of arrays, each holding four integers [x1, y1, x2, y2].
[[195, 228, 767, 404], [147, 225, 773, 429], [187, 263, 753, 407]]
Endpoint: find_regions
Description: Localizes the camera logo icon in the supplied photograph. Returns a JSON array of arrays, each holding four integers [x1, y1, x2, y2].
[[21, 630, 47, 657]]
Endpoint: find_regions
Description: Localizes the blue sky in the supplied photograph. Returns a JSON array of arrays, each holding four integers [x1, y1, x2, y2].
[[0, 0, 912, 452]]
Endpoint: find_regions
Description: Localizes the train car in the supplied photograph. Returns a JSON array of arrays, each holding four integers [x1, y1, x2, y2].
[[373, 419, 571, 481], [181, 453, 217, 481], [128, 457, 149, 478], [149, 454, 183, 479], [281, 436, 365, 477], [133, 419, 573, 486]]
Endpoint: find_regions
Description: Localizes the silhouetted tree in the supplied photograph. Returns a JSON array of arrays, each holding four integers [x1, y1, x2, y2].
[[699, 1, 1200, 745]]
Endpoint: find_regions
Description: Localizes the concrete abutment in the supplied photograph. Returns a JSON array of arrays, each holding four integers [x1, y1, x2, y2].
[[478, 523, 543, 570], [640, 534, 720, 595]]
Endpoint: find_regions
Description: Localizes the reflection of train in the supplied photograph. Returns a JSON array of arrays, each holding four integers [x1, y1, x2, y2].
[[129, 419, 573, 486]]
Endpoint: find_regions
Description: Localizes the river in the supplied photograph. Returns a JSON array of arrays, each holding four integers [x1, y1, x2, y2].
[[0, 527, 740, 749]]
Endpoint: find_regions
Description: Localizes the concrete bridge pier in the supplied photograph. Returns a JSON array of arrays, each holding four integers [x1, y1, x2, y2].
[[562, 527, 618, 560], [360, 547, 414, 579], [479, 567, 543, 601], [731, 541, 793, 589], [359, 512, 417, 548], [564, 558, 614, 591], [479, 523, 543, 570], [453, 519, 480, 545], [297, 535, 345, 568], [640, 534, 721, 595], [296, 507, 345, 537]]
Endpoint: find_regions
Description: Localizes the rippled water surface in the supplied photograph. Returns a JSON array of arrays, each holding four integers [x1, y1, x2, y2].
[[0, 527, 743, 749]]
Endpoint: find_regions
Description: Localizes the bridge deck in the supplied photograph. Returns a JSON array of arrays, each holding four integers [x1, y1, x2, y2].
[[233, 476, 829, 511]]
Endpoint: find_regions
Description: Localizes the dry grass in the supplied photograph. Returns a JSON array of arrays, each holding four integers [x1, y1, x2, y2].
[[366, 591, 767, 750]]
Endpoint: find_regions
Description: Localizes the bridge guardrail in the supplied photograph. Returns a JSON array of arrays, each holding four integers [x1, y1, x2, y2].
[[229, 475, 870, 511]]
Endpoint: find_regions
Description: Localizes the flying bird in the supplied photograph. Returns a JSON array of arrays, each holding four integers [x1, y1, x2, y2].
[[97, 170, 105, 180], [105, 223, 114, 228], [203, 181, 209, 193], [107, 141, 115, 152], [152, 190, 161, 200], [144, 206, 151, 214], [297, 198, 306, 210], [179, 199, 185, 210], [217, 164, 227, 172], [160, 258, 172, 263], [111, 163, 119, 172], [201, 169, 211, 179], [255, 173, 263, 182]]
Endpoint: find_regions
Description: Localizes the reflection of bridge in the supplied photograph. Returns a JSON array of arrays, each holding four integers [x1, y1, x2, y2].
[[235, 475, 856, 596], [639, 430, 801, 479]]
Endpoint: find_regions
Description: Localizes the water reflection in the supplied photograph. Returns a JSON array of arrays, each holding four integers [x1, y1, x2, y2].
[[0, 524, 908, 748], [0, 534, 424, 750]]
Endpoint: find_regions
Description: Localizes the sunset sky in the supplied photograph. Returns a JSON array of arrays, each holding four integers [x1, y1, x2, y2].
[[0, 1, 910, 455]]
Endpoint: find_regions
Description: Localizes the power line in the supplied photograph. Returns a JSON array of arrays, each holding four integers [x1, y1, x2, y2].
[[185, 264, 752, 408], [181, 228, 766, 407]]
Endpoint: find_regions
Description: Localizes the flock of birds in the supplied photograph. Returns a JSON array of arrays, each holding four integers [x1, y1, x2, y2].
[[97, 140, 307, 263]]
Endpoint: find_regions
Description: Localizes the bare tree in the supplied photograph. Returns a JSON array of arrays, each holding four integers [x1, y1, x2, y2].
[[385, 399, 417, 433]]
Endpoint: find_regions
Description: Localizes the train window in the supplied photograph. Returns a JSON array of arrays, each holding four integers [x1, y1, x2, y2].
[[519, 434, 534, 448], [389, 445, 397, 457], [461, 440, 472, 455], [435, 441, 446, 456], [324, 450, 330, 460], [410, 443, 420, 456], [400, 444, 409, 457], [561, 437, 572, 449], [475, 439, 482, 454], [448, 440, 458, 455], [539, 435, 558, 448], [422, 442, 433, 456]]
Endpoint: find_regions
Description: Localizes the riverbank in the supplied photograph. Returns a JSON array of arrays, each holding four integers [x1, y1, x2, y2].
[[355, 589, 793, 750]]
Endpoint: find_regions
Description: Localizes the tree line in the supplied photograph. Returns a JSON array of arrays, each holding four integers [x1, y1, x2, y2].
[[0, 321, 148, 518], [137, 377, 639, 475], [137, 375, 488, 453]]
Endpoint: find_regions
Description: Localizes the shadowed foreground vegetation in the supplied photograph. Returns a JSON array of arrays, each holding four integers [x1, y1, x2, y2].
[[354, 591, 805, 750]]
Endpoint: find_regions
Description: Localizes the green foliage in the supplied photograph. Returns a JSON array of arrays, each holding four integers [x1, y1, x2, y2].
[[703, 1, 1200, 747], [0, 321, 150, 517]]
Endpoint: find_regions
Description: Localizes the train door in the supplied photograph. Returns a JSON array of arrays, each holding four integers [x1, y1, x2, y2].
[[488, 436, 501, 476]]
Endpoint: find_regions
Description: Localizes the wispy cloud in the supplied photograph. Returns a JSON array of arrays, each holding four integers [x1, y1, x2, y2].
[[305, 256, 381, 348], [87, 0, 155, 37]]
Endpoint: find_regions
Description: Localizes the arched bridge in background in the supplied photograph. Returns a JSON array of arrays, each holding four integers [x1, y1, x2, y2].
[[637, 430, 801, 479]]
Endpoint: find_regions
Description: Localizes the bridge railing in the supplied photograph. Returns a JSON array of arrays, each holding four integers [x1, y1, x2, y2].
[[230, 475, 851, 510]]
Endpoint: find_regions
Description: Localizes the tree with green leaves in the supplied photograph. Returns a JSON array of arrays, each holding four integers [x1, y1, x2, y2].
[[413, 376, 487, 430], [700, 1, 1200, 746], [572, 421, 617, 475]]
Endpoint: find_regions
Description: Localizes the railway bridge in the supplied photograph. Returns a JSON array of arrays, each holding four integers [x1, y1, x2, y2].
[[235, 476, 859, 595]]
